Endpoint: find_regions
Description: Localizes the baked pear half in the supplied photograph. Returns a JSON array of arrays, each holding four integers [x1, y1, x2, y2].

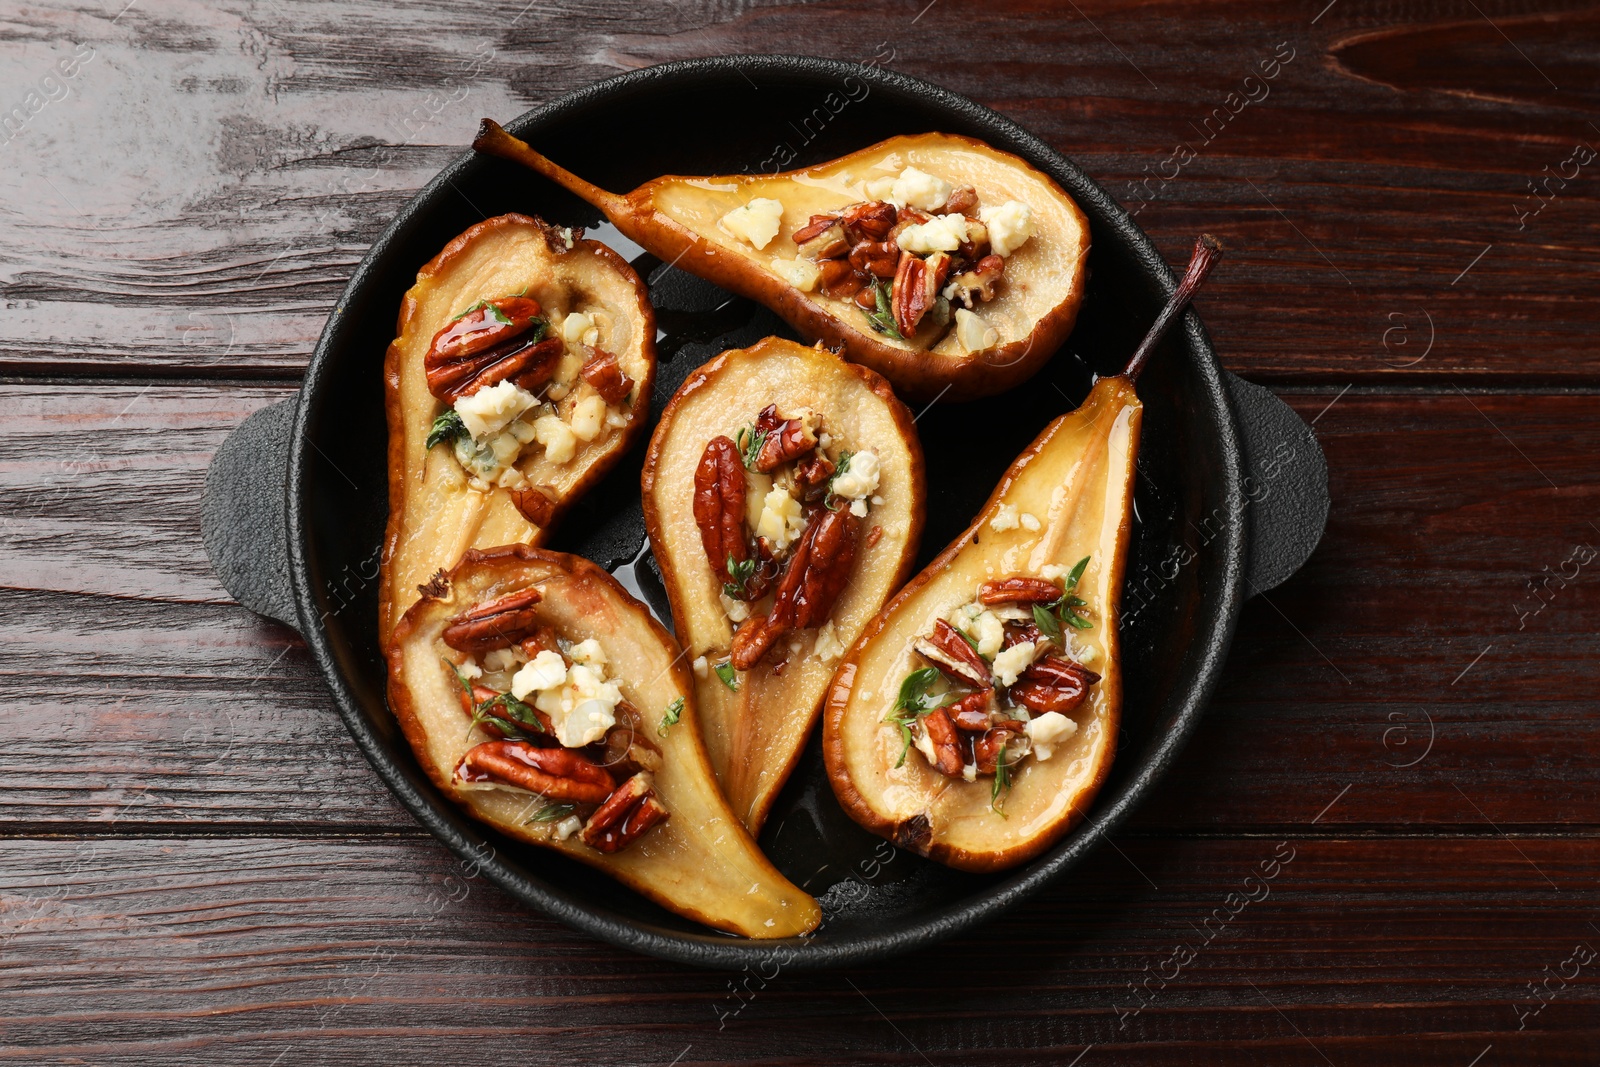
[[641, 337, 925, 834], [388, 544, 821, 938], [381, 213, 655, 644], [475, 121, 1089, 402], [824, 236, 1222, 872]]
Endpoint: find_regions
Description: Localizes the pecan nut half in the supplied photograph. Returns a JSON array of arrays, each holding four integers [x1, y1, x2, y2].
[[840, 201, 898, 243], [752, 405, 818, 472], [454, 740, 615, 804], [730, 507, 858, 671], [891, 251, 933, 337], [1010, 656, 1101, 714], [920, 707, 967, 778], [945, 255, 1004, 309], [429, 296, 543, 363], [973, 724, 1025, 776], [946, 689, 997, 732], [693, 436, 749, 589], [978, 576, 1063, 606], [849, 240, 900, 280], [457, 681, 556, 740], [818, 258, 865, 300], [581, 771, 669, 852], [579, 348, 634, 404], [940, 185, 979, 216], [510, 484, 557, 526], [427, 334, 564, 404], [912, 619, 991, 689], [442, 588, 544, 653]]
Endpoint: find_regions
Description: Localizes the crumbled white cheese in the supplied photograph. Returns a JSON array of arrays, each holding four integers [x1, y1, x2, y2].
[[568, 393, 608, 442], [510, 650, 567, 698], [989, 503, 1020, 532], [992, 639, 1044, 688], [561, 310, 601, 347], [1040, 563, 1068, 582], [962, 763, 977, 783], [756, 485, 807, 552], [692, 655, 709, 679], [554, 814, 583, 840], [1020, 512, 1042, 532], [533, 414, 577, 464], [897, 213, 972, 254], [864, 175, 897, 201], [771, 256, 821, 291], [568, 638, 605, 666], [1070, 639, 1098, 666], [950, 603, 1004, 659], [831, 449, 880, 501], [817, 431, 833, 449], [1026, 711, 1078, 761], [849, 498, 869, 518], [979, 200, 1036, 257], [455, 381, 539, 441], [870, 495, 884, 507], [955, 308, 999, 353], [532, 662, 622, 748], [508, 418, 538, 445], [719, 198, 784, 250], [890, 167, 953, 211], [457, 658, 482, 679], [720, 592, 751, 623], [604, 409, 631, 429], [813, 620, 846, 663], [483, 647, 525, 673]]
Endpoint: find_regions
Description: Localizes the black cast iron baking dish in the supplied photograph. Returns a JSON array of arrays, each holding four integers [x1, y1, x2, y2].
[[201, 55, 1328, 970]]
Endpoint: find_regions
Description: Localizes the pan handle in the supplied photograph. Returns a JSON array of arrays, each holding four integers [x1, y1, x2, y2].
[[1223, 372, 1329, 596], [201, 396, 301, 631]]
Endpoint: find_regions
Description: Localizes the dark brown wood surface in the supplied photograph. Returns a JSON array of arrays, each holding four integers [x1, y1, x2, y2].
[[2, 1, 1597, 1063]]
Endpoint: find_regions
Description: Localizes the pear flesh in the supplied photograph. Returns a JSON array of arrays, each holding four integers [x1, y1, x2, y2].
[[475, 124, 1090, 401], [388, 545, 821, 938], [642, 338, 926, 834], [381, 213, 656, 644], [824, 376, 1139, 872]]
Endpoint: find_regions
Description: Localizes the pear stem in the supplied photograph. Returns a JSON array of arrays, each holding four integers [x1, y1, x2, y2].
[[472, 119, 631, 221], [1122, 234, 1223, 382]]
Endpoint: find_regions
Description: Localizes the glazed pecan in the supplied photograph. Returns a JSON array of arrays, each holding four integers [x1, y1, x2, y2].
[[792, 214, 840, 244], [818, 258, 865, 300], [454, 740, 615, 804], [510, 484, 557, 526], [792, 451, 837, 502], [891, 252, 934, 337], [442, 588, 544, 654], [598, 701, 664, 779], [978, 576, 1064, 606], [581, 772, 669, 853], [853, 287, 879, 310], [912, 619, 991, 689], [945, 254, 1004, 309], [579, 348, 634, 404], [731, 508, 858, 670], [794, 216, 849, 260], [693, 436, 749, 589], [457, 681, 555, 740], [1010, 656, 1101, 714], [973, 724, 1025, 776], [920, 707, 967, 778], [517, 624, 561, 659], [849, 240, 900, 280], [940, 185, 979, 216], [841, 201, 898, 242], [946, 689, 997, 732], [752, 405, 818, 472], [425, 298, 561, 402]]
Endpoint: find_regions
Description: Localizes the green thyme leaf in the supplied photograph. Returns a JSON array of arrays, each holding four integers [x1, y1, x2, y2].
[[824, 450, 855, 511], [470, 691, 547, 742], [1063, 611, 1094, 631], [1066, 555, 1090, 591], [865, 278, 903, 340], [1032, 603, 1061, 641], [443, 657, 474, 697], [426, 409, 468, 451], [882, 667, 957, 769], [658, 696, 685, 737], [735, 426, 767, 472], [452, 298, 513, 325], [991, 744, 1013, 816], [524, 317, 549, 344], [953, 625, 983, 655], [723, 555, 757, 600], [714, 661, 740, 692], [525, 802, 577, 824]]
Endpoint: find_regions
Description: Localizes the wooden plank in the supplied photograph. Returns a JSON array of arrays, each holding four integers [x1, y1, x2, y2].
[[0, 834, 1594, 1063], [0, 3, 1596, 382], [0, 384, 1597, 830]]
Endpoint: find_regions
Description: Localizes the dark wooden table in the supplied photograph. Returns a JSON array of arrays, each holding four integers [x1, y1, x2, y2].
[[4, 1, 1598, 1063]]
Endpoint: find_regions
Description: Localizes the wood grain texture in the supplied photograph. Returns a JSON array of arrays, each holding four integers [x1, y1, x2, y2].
[[1, 384, 1595, 834], [0, 834, 1595, 1064], [1, 1, 1596, 382]]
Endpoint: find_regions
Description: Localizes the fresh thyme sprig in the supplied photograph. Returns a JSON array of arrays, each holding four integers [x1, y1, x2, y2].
[[882, 667, 957, 769], [658, 696, 685, 737]]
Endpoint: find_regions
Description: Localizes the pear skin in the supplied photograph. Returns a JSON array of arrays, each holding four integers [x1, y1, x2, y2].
[[381, 214, 655, 646], [823, 376, 1139, 871], [388, 545, 821, 938], [642, 338, 926, 834], [475, 122, 1089, 402]]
